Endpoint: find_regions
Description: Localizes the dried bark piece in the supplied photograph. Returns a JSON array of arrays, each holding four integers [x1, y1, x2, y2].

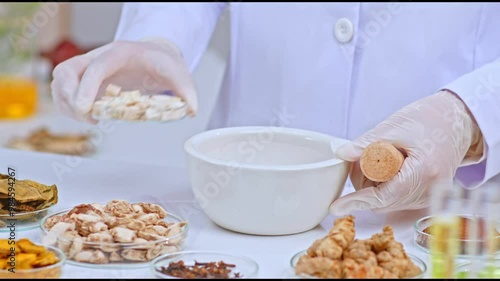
[[5, 127, 94, 156], [0, 174, 58, 213]]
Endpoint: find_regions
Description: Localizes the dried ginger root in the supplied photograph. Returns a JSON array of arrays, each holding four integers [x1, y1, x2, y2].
[[307, 215, 355, 259], [370, 226, 422, 278], [342, 240, 396, 278], [295, 216, 422, 279], [295, 256, 342, 278], [296, 216, 355, 278]]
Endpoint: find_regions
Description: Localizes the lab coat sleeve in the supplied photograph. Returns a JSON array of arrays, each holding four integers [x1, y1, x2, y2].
[[442, 57, 500, 188], [114, 3, 227, 72]]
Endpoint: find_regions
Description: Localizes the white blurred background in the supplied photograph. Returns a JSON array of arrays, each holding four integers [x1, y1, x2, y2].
[[0, 3, 230, 168]]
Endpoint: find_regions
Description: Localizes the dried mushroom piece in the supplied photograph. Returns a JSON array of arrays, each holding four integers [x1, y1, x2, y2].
[[42, 199, 187, 264], [0, 174, 58, 217], [5, 127, 94, 156]]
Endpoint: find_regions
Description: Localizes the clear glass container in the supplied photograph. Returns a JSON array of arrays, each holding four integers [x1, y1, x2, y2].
[[413, 214, 500, 257], [456, 258, 500, 279], [0, 3, 41, 119], [0, 245, 65, 278], [0, 204, 57, 232], [39, 208, 189, 269], [290, 250, 427, 279], [151, 251, 259, 279], [428, 181, 500, 278]]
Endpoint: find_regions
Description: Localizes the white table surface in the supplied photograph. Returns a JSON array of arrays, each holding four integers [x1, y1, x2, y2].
[[0, 148, 437, 278]]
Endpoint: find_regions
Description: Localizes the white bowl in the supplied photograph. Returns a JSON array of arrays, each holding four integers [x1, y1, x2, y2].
[[184, 126, 350, 235]]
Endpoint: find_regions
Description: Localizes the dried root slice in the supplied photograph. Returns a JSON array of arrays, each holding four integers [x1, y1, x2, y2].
[[360, 141, 405, 182], [42, 200, 187, 265], [92, 84, 187, 122], [74, 250, 109, 264], [105, 84, 121, 97], [109, 251, 124, 262], [121, 249, 147, 262]]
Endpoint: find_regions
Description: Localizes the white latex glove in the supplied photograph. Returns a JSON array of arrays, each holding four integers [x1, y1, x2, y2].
[[330, 90, 484, 216], [51, 38, 198, 123]]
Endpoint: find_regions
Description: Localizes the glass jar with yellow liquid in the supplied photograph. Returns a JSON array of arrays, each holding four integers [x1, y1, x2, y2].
[[0, 3, 41, 119]]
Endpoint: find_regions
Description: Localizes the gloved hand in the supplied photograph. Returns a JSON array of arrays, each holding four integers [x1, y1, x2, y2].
[[330, 90, 484, 216], [51, 38, 198, 123]]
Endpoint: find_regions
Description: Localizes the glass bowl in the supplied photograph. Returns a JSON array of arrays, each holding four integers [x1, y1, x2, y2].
[[0, 205, 56, 232], [455, 258, 500, 278], [151, 251, 259, 279], [290, 250, 427, 279], [39, 208, 188, 269], [0, 245, 65, 278], [414, 215, 500, 257]]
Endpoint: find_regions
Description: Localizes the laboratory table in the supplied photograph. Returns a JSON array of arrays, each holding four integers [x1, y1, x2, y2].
[[0, 148, 436, 278]]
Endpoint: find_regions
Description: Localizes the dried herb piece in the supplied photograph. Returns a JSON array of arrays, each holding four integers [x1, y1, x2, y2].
[[5, 127, 94, 156], [0, 174, 58, 216], [158, 260, 242, 279]]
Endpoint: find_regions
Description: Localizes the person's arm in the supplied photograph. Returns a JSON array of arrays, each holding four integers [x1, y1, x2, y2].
[[442, 57, 500, 188], [114, 3, 227, 72]]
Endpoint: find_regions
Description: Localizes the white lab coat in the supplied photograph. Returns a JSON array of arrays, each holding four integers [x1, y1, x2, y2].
[[114, 3, 500, 188]]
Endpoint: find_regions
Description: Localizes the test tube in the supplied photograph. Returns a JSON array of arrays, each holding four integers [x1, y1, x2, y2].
[[465, 187, 482, 277], [482, 185, 500, 277], [429, 180, 462, 278]]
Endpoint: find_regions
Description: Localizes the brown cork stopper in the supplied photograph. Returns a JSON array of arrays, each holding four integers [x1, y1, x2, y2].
[[360, 141, 405, 182]]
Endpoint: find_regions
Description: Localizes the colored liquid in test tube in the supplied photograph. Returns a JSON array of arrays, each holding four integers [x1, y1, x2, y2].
[[480, 187, 500, 278], [429, 183, 462, 278], [455, 185, 500, 278], [430, 215, 460, 278]]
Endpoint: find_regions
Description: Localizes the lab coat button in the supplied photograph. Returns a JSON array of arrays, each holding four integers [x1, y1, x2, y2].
[[335, 18, 354, 43]]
